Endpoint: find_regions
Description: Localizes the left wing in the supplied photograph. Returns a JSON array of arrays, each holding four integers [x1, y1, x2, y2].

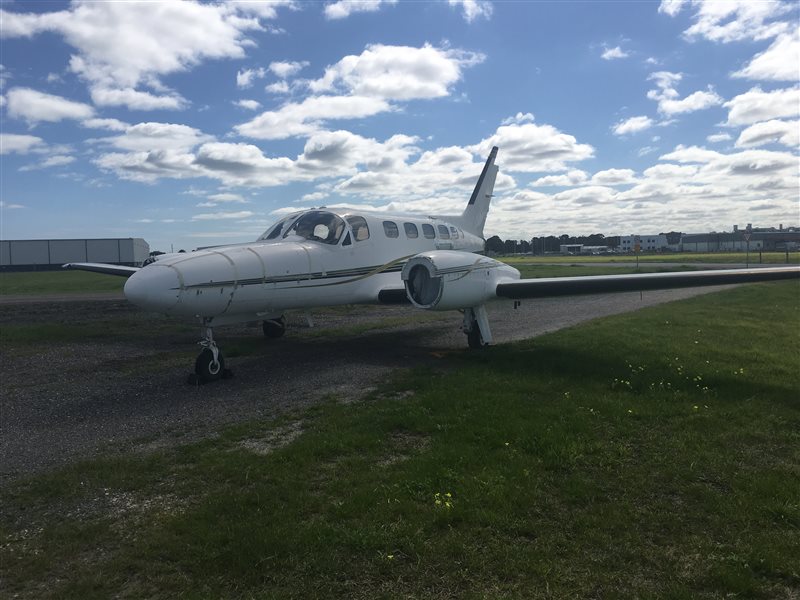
[[62, 262, 140, 277], [495, 266, 800, 300]]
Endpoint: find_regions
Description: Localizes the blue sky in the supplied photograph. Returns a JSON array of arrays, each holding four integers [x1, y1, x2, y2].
[[1, 0, 798, 252]]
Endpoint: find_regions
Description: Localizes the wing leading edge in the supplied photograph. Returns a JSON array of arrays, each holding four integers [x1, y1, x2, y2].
[[495, 266, 800, 300], [62, 262, 140, 277]]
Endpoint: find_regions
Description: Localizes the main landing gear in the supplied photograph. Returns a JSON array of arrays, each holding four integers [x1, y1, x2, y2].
[[189, 324, 233, 384], [262, 315, 286, 338], [463, 306, 493, 349]]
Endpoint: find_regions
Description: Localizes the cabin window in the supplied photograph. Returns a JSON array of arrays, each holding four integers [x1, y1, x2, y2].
[[347, 216, 370, 242], [438, 225, 451, 239], [422, 224, 435, 239], [404, 222, 419, 238], [383, 221, 399, 238], [283, 210, 345, 245], [450, 226, 459, 238]]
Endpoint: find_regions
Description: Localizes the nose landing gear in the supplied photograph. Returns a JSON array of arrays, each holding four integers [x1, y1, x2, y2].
[[189, 323, 233, 384]]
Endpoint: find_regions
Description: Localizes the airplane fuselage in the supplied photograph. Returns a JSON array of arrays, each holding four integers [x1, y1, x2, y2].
[[124, 209, 486, 326]]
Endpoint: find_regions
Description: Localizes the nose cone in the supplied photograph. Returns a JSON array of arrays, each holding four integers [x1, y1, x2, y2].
[[124, 265, 181, 313]]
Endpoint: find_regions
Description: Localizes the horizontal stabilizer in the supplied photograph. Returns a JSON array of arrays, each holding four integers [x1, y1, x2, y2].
[[62, 262, 140, 277], [496, 266, 800, 299]]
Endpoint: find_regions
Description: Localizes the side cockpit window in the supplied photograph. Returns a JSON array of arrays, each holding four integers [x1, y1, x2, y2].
[[284, 211, 345, 245], [347, 216, 370, 242], [422, 224, 435, 239], [437, 225, 451, 239]]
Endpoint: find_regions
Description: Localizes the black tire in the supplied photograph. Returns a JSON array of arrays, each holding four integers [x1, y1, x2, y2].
[[262, 316, 286, 338], [195, 348, 224, 382], [467, 326, 487, 349]]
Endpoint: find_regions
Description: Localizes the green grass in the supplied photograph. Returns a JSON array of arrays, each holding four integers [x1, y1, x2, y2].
[[2, 281, 798, 598], [511, 263, 698, 278], [502, 251, 799, 265], [0, 270, 125, 295]]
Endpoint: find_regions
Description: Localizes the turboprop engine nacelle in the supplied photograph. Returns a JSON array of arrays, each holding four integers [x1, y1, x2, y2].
[[401, 251, 520, 311]]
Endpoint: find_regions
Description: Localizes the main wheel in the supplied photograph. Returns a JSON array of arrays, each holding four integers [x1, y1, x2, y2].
[[195, 348, 225, 382], [262, 316, 286, 338], [467, 326, 487, 349]]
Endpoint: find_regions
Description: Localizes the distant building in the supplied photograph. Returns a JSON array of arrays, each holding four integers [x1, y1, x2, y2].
[[680, 230, 800, 252], [619, 234, 668, 252], [559, 244, 583, 255], [0, 238, 150, 271]]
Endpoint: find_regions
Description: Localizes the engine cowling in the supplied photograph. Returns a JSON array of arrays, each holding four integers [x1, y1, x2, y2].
[[401, 251, 520, 310]]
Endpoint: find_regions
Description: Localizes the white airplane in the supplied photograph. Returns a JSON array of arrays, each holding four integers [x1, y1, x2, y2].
[[65, 147, 800, 383]]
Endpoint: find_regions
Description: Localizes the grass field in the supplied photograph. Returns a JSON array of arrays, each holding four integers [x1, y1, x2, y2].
[[503, 251, 799, 265], [2, 281, 798, 599], [0, 270, 125, 295]]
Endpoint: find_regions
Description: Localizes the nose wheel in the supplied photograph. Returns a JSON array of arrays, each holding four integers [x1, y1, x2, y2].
[[189, 325, 233, 384]]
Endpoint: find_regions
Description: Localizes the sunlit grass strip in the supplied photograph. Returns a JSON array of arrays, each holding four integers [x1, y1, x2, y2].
[[2, 281, 798, 598]]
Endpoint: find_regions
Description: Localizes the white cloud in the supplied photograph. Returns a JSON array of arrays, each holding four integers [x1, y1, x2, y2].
[[104, 122, 214, 153], [235, 95, 392, 140], [660, 0, 792, 43], [660, 145, 722, 163], [0, 201, 26, 210], [530, 170, 588, 187], [613, 116, 654, 135], [591, 168, 637, 186], [324, 0, 397, 20], [192, 211, 254, 221], [233, 99, 262, 111], [469, 121, 594, 173], [724, 86, 800, 126], [207, 193, 248, 203], [733, 32, 800, 81], [19, 155, 76, 171], [0, 133, 44, 154], [448, 0, 494, 23], [735, 119, 799, 148], [309, 43, 484, 100], [646, 71, 722, 116], [602, 46, 629, 60], [237, 67, 266, 89], [6, 87, 94, 124], [88, 86, 186, 110], [269, 60, 309, 79], [265, 81, 290, 95], [0, 2, 288, 111], [706, 132, 732, 143], [501, 112, 535, 125], [81, 117, 129, 131]]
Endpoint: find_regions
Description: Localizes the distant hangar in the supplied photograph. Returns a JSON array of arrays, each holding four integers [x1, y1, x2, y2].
[[0, 238, 150, 271]]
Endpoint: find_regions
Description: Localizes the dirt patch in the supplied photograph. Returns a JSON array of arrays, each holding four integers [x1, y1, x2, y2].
[[237, 421, 305, 456]]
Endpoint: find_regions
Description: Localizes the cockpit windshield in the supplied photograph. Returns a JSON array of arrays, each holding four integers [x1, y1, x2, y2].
[[258, 212, 300, 241], [283, 210, 346, 245]]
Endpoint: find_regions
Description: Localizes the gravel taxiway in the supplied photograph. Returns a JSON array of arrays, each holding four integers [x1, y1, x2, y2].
[[0, 286, 731, 480]]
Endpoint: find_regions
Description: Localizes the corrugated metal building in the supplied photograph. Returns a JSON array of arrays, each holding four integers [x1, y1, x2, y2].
[[0, 238, 150, 271]]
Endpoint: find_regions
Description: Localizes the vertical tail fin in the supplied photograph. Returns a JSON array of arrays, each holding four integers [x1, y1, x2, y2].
[[459, 146, 498, 238]]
